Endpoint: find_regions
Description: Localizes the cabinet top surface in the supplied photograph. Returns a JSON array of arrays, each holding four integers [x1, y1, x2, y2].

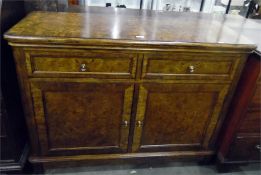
[[4, 7, 260, 50]]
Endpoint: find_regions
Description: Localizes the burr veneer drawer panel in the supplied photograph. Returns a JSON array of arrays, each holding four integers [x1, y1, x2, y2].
[[142, 52, 240, 80], [25, 49, 137, 78]]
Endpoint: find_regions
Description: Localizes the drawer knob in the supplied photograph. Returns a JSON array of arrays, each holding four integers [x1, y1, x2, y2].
[[256, 145, 261, 152], [80, 63, 87, 72], [188, 65, 195, 73], [137, 121, 143, 127], [122, 120, 128, 127]]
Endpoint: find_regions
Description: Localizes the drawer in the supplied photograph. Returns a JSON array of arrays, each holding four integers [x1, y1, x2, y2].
[[25, 49, 137, 78], [142, 53, 240, 80], [238, 109, 260, 133], [228, 135, 260, 162]]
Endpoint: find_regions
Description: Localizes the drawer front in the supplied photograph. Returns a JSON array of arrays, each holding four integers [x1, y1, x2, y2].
[[239, 109, 260, 134], [228, 136, 260, 162], [25, 49, 137, 78], [142, 53, 240, 80]]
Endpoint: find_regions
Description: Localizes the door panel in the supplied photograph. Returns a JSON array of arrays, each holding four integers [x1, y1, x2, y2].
[[132, 83, 229, 152], [30, 79, 134, 156]]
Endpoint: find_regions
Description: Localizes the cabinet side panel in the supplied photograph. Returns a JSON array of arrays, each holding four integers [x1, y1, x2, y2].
[[12, 47, 41, 155], [217, 53, 260, 161]]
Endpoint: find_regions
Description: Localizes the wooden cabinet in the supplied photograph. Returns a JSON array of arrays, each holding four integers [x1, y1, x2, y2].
[[218, 52, 261, 163], [4, 10, 256, 170], [132, 83, 229, 152], [7, 46, 248, 167], [30, 80, 134, 156]]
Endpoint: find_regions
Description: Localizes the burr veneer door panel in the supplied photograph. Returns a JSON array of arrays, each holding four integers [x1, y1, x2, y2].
[[132, 83, 229, 152], [30, 79, 134, 156]]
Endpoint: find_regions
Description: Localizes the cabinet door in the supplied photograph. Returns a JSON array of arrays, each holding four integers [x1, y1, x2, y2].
[[30, 79, 134, 156], [132, 83, 229, 152]]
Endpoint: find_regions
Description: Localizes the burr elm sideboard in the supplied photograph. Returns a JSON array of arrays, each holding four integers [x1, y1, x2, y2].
[[4, 9, 256, 170]]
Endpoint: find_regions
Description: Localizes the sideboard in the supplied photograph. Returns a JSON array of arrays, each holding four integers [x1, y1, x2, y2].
[[4, 8, 256, 171]]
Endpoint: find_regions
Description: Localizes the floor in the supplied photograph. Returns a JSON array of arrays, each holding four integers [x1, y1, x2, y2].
[[45, 162, 261, 175]]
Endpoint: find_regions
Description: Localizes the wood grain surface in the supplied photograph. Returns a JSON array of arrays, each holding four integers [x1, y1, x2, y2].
[[4, 8, 256, 168], [4, 8, 257, 50]]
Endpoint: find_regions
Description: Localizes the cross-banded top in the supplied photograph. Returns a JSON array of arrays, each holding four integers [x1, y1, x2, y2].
[[4, 7, 260, 51]]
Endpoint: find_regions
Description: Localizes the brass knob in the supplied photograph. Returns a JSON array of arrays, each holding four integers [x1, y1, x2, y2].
[[188, 65, 195, 73], [122, 120, 128, 127], [137, 121, 143, 127], [80, 63, 87, 72]]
